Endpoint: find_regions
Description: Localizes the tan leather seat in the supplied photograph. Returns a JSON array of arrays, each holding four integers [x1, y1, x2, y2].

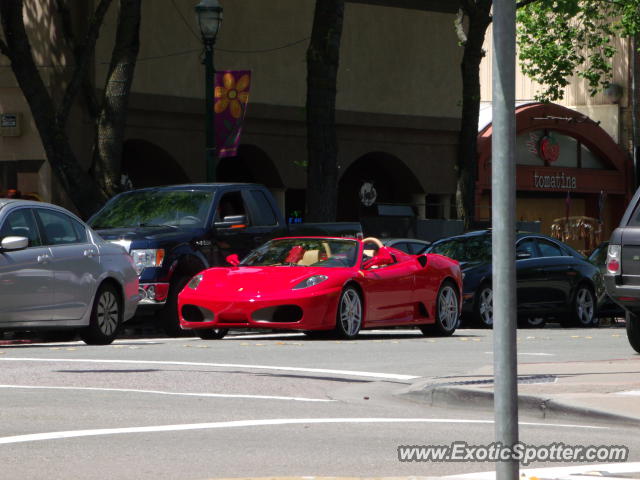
[[298, 249, 319, 266]]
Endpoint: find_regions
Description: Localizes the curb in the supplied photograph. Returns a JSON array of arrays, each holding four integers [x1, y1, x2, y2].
[[399, 381, 640, 427]]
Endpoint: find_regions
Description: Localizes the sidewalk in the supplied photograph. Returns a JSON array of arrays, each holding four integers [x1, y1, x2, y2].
[[402, 357, 640, 427]]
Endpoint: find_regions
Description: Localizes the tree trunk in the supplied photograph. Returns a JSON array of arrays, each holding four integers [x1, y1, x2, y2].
[[456, 2, 492, 230], [0, 0, 107, 218], [92, 0, 141, 198], [305, 0, 345, 222]]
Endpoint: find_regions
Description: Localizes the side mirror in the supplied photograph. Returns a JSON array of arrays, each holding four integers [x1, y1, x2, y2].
[[215, 215, 247, 229], [226, 254, 240, 266], [363, 246, 395, 269], [516, 250, 532, 260], [0, 236, 28, 251]]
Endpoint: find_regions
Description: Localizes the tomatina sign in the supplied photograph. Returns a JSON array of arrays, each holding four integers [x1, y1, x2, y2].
[[533, 171, 577, 190]]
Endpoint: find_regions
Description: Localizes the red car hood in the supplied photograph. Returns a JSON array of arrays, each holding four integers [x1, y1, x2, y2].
[[197, 266, 348, 296]]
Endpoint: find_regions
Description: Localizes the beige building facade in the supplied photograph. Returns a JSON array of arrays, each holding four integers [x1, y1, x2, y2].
[[478, 24, 635, 252], [1, 0, 465, 221]]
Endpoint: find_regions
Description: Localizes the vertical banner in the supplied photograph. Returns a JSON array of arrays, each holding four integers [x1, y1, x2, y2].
[[214, 70, 251, 158]]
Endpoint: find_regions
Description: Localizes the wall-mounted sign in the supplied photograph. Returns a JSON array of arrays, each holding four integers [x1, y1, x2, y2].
[[359, 182, 377, 206], [533, 171, 577, 190], [539, 134, 560, 164]]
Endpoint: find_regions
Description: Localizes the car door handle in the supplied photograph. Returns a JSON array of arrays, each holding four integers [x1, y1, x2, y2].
[[83, 249, 97, 258], [37, 254, 50, 264]]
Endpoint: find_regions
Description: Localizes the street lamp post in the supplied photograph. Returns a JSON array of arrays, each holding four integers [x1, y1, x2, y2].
[[195, 0, 223, 183]]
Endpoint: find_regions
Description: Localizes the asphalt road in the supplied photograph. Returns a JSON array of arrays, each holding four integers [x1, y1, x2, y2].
[[0, 324, 637, 480]]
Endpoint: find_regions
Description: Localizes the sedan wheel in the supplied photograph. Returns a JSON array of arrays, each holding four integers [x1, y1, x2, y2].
[[569, 285, 596, 327], [421, 282, 459, 336], [335, 287, 362, 339], [197, 328, 229, 340], [473, 284, 493, 328], [80, 284, 121, 345]]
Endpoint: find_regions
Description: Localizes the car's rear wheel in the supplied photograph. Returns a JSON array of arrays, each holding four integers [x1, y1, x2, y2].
[[420, 281, 459, 337], [196, 328, 229, 340], [80, 284, 121, 345], [473, 283, 493, 328], [565, 284, 596, 327], [335, 286, 362, 339], [626, 311, 640, 353]]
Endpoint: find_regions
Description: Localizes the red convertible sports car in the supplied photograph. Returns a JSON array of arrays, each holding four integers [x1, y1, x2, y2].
[[178, 236, 462, 340]]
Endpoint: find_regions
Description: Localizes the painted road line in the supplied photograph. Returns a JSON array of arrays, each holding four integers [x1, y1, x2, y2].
[[0, 357, 419, 381], [0, 385, 334, 403], [0, 417, 607, 445], [446, 462, 640, 479], [484, 352, 554, 356], [616, 390, 640, 396]]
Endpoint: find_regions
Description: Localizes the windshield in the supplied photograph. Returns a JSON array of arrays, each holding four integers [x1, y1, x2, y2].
[[429, 235, 492, 263], [89, 190, 213, 229], [242, 238, 359, 268]]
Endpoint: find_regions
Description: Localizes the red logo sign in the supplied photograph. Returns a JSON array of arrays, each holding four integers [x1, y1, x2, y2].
[[539, 135, 560, 164]]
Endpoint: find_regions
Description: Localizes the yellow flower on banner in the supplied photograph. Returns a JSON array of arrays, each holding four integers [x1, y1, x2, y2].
[[215, 73, 250, 119]]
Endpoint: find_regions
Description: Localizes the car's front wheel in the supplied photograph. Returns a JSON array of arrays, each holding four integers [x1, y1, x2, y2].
[[627, 311, 640, 353], [473, 283, 493, 328], [335, 286, 362, 339], [80, 284, 121, 345], [420, 281, 459, 336], [196, 328, 229, 340]]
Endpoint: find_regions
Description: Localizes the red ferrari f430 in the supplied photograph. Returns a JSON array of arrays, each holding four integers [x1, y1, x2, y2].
[[178, 236, 462, 339]]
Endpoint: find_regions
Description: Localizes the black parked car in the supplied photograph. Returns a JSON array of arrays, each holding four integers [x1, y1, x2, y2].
[[428, 230, 605, 328]]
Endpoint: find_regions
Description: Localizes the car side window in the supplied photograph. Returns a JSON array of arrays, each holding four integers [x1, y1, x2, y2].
[[537, 239, 563, 257], [409, 242, 429, 255], [0, 208, 42, 247], [516, 238, 538, 258], [215, 191, 249, 224], [247, 190, 278, 226], [36, 209, 87, 245], [391, 242, 410, 254]]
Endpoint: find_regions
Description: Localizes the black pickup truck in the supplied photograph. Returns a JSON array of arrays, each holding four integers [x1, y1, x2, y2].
[[88, 183, 362, 335]]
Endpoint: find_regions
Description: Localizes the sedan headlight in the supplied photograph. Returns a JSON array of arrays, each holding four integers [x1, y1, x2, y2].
[[130, 249, 165, 275], [293, 275, 328, 290], [187, 274, 203, 290]]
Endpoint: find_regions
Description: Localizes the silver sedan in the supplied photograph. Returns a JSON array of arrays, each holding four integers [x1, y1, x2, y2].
[[0, 199, 139, 344]]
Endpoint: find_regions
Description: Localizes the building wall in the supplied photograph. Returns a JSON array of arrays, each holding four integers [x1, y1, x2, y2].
[[96, 0, 463, 118]]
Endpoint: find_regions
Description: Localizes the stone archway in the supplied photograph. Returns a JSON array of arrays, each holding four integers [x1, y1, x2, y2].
[[122, 139, 189, 189], [337, 152, 424, 222]]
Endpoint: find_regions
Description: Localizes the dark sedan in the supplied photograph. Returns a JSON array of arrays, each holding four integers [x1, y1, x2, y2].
[[427, 230, 605, 328]]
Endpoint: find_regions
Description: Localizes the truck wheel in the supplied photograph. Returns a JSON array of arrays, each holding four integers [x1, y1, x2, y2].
[[197, 328, 229, 340], [627, 311, 640, 354], [159, 275, 193, 337]]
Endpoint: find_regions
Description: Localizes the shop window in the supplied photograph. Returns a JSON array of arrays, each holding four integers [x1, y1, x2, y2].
[[580, 145, 607, 169]]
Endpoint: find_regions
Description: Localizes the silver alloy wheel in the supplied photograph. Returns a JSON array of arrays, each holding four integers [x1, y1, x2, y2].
[[438, 285, 459, 331], [340, 288, 362, 337], [96, 291, 119, 336], [575, 287, 595, 325], [478, 287, 493, 326]]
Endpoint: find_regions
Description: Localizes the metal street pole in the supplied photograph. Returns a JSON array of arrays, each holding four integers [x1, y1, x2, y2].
[[205, 41, 217, 183], [492, 0, 519, 479]]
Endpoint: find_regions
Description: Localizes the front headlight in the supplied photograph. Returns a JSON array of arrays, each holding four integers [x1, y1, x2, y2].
[[130, 249, 165, 275], [293, 275, 329, 290], [187, 274, 203, 289]]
